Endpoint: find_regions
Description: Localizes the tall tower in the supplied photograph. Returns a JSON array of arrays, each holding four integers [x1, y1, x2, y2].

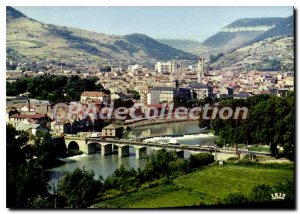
[[197, 58, 205, 83]]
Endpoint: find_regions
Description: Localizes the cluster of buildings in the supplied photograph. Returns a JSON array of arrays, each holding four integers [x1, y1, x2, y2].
[[6, 57, 294, 139]]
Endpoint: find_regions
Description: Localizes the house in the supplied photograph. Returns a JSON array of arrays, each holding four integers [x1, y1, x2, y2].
[[187, 83, 213, 99], [80, 91, 110, 104], [233, 92, 254, 99], [16, 123, 49, 136], [111, 92, 134, 101], [8, 113, 49, 127], [147, 87, 176, 104], [177, 87, 192, 100], [277, 88, 289, 97], [101, 124, 124, 138], [51, 121, 71, 135]]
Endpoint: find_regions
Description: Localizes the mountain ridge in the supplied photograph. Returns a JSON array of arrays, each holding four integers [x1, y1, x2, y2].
[[158, 16, 293, 57], [6, 7, 197, 67]]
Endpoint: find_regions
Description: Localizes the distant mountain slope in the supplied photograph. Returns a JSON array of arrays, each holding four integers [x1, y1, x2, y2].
[[158, 16, 293, 58], [6, 6, 26, 20], [6, 7, 196, 66], [156, 39, 202, 54], [245, 16, 294, 45], [201, 17, 293, 56], [202, 18, 284, 50], [209, 35, 294, 71]]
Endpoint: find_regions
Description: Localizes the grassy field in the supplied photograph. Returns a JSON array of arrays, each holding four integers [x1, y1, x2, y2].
[[93, 163, 294, 208], [248, 145, 271, 153]]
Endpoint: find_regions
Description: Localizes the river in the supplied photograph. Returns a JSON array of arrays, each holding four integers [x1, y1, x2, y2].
[[47, 121, 217, 187]]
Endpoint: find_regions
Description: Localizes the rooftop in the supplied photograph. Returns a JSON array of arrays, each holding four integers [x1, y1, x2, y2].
[[102, 123, 122, 130], [187, 83, 211, 89], [151, 86, 175, 92], [10, 113, 48, 119], [81, 91, 108, 97], [16, 123, 43, 132]]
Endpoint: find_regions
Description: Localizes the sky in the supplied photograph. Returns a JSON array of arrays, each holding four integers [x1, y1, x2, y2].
[[15, 6, 293, 42]]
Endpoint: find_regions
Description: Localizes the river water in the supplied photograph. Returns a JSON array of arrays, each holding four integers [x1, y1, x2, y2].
[[47, 121, 217, 187]]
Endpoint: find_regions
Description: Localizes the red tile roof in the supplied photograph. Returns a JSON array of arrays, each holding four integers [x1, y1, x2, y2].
[[81, 91, 108, 97], [10, 113, 47, 119]]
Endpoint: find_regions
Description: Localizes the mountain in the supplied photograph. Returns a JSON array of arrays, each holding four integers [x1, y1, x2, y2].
[[158, 16, 293, 58], [6, 7, 197, 67], [245, 16, 294, 45], [198, 16, 294, 57], [209, 35, 294, 71], [6, 6, 26, 21], [202, 18, 285, 52], [156, 39, 203, 55]]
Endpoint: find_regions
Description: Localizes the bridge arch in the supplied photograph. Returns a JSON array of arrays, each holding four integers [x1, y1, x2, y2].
[[68, 141, 80, 152], [87, 142, 101, 154]]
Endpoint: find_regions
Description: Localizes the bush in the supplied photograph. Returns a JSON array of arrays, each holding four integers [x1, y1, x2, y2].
[[160, 177, 173, 186], [222, 193, 249, 204], [168, 159, 190, 176], [58, 167, 103, 208], [188, 153, 214, 169]]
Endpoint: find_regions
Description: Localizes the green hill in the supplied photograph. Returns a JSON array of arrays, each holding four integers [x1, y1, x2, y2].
[[209, 35, 294, 71], [6, 7, 196, 67]]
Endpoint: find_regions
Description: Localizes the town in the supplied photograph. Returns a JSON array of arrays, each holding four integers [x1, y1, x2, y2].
[[6, 57, 294, 138], [6, 6, 295, 210]]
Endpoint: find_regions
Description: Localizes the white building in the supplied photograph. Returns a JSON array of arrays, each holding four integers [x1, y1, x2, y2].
[[155, 61, 178, 73], [147, 87, 176, 104], [128, 64, 142, 72]]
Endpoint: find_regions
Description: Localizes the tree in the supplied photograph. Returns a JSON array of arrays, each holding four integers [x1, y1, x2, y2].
[[7, 161, 50, 208], [7, 125, 50, 208], [188, 153, 214, 169], [127, 90, 140, 100], [33, 130, 66, 168], [104, 164, 138, 194], [206, 94, 294, 160], [7, 124, 28, 165], [144, 149, 177, 179], [6, 75, 107, 103], [58, 167, 102, 208]]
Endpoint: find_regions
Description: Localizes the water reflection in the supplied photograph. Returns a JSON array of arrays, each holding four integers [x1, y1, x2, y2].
[[123, 120, 204, 139]]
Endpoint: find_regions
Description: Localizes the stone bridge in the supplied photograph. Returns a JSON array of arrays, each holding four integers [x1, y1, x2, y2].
[[64, 135, 269, 160]]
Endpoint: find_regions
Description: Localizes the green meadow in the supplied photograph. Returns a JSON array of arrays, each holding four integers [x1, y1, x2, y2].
[[94, 163, 294, 208]]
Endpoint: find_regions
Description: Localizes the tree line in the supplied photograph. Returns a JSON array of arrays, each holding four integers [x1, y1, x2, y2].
[[6, 75, 109, 103], [199, 93, 295, 160]]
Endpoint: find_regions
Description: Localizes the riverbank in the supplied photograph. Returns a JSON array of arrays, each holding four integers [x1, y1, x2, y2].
[[93, 161, 294, 208]]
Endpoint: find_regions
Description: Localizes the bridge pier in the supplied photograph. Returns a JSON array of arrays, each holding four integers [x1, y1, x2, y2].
[[117, 145, 130, 158], [101, 143, 113, 156], [135, 146, 147, 159]]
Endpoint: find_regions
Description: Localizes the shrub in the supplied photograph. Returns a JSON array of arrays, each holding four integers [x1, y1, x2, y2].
[[188, 153, 215, 169]]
